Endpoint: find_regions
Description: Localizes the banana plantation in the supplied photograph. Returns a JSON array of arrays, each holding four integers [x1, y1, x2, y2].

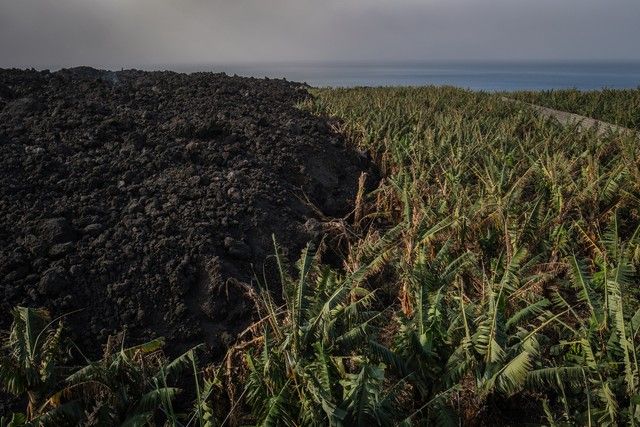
[[2, 86, 640, 426]]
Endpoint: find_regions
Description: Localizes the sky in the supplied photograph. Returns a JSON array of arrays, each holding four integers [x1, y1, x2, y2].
[[1, 0, 639, 69]]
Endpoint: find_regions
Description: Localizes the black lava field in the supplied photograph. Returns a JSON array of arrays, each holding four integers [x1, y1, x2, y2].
[[0, 68, 371, 356]]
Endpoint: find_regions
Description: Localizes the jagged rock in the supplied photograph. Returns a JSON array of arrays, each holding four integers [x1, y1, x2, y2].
[[224, 237, 252, 260], [0, 67, 373, 356]]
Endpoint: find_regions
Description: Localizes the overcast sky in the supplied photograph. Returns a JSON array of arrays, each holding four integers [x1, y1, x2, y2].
[[1, 0, 639, 69]]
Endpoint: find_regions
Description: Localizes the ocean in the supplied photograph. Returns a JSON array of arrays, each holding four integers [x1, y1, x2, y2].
[[169, 61, 640, 91]]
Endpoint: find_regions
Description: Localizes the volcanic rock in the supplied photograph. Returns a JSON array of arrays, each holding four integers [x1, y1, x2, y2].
[[0, 67, 373, 357]]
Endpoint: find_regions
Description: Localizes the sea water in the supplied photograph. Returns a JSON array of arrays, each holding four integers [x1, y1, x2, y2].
[[169, 61, 640, 91]]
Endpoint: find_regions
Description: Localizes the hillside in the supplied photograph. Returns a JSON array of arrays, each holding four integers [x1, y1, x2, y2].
[[0, 68, 370, 357], [1, 81, 639, 425]]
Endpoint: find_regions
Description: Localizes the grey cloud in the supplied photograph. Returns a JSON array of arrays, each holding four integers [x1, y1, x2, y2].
[[0, 0, 638, 69]]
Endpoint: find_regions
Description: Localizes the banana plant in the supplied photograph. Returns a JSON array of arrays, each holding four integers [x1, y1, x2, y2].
[[0, 307, 65, 421]]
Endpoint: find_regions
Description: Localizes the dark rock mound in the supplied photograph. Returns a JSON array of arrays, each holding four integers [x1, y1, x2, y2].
[[0, 67, 372, 356]]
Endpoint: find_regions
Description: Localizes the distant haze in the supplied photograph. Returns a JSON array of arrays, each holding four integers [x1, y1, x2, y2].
[[1, 0, 639, 69]]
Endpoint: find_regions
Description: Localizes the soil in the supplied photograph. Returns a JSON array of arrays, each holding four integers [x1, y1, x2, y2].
[[0, 67, 371, 358]]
